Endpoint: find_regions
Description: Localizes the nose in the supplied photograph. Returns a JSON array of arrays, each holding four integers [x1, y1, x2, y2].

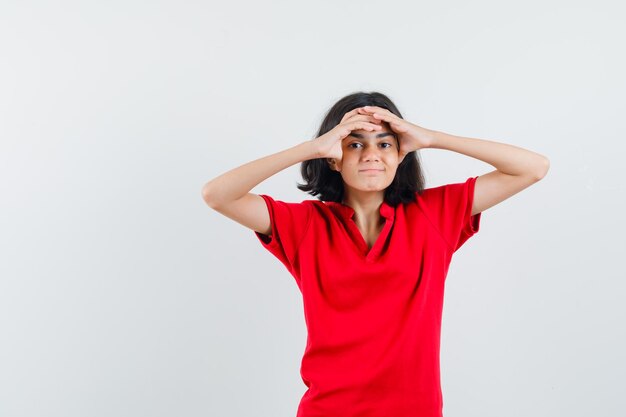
[[361, 144, 381, 162]]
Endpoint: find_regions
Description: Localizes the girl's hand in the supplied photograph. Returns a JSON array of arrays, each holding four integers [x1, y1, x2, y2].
[[312, 108, 383, 161], [356, 106, 436, 163]]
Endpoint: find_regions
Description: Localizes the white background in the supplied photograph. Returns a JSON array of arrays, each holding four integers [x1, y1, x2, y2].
[[1, 0, 624, 416]]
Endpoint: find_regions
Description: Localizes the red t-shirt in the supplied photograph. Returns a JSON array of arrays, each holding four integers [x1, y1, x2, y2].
[[254, 176, 482, 417]]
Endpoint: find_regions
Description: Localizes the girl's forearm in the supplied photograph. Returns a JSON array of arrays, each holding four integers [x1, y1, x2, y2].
[[427, 130, 550, 178], [201, 140, 319, 207]]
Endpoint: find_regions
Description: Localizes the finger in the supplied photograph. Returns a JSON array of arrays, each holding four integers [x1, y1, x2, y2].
[[363, 105, 391, 113], [370, 112, 396, 123], [358, 106, 396, 120], [340, 107, 369, 124], [340, 108, 360, 124], [351, 121, 383, 131], [341, 122, 382, 139], [345, 109, 382, 124], [345, 113, 382, 125], [365, 106, 398, 120], [372, 113, 404, 129], [357, 107, 386, 119]]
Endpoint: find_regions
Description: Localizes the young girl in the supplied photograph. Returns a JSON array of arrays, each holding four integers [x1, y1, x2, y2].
[[202, 91, 549, 417]]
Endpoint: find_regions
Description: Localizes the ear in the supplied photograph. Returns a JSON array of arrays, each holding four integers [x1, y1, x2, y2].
[[327, 158, 340, 172]]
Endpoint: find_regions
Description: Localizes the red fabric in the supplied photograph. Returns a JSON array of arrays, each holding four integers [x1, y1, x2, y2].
[[254, 176, 482, 417]]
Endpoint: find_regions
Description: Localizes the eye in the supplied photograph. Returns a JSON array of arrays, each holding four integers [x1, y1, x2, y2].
[[348, 143, 393, 149]]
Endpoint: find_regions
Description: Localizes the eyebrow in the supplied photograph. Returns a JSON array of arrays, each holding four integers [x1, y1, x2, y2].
[[348, 132, 395, 139]]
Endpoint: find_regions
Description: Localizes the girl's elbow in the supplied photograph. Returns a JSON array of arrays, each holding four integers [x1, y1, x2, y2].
[[535, 157, 550, 180]]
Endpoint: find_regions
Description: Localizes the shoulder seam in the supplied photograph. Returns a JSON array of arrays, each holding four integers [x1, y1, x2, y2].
[[291, 201, 314, 264], [415, 191, 455, 252]]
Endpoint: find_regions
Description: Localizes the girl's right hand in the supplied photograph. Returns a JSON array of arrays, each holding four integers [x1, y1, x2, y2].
[[312, 108, 383, 161]]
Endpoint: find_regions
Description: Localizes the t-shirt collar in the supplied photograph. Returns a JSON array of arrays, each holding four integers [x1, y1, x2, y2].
[[331, 199, 395, 221]]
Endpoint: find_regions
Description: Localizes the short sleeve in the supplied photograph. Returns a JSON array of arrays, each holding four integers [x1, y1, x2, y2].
[[420, 176, 482, 252], [254, 194, 313, 271]]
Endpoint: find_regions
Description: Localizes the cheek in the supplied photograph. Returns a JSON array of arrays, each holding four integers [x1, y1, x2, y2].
[[340, 152, 357, 164]]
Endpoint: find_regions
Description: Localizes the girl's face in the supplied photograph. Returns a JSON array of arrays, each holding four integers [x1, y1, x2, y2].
[[329, 122, 401, 195]]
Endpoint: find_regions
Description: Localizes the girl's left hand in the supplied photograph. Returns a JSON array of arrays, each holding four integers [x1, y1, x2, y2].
[[357, 106, 436, 163]]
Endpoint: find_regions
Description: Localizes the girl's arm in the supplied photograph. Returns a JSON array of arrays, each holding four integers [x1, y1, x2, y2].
[[429, 131, 549, 178], [428, 130, 550, 216], [201, 141, 317, 208], [356, 104, 550, 217], [202, 109, 382, 235], [201, 141, 319, 237]]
